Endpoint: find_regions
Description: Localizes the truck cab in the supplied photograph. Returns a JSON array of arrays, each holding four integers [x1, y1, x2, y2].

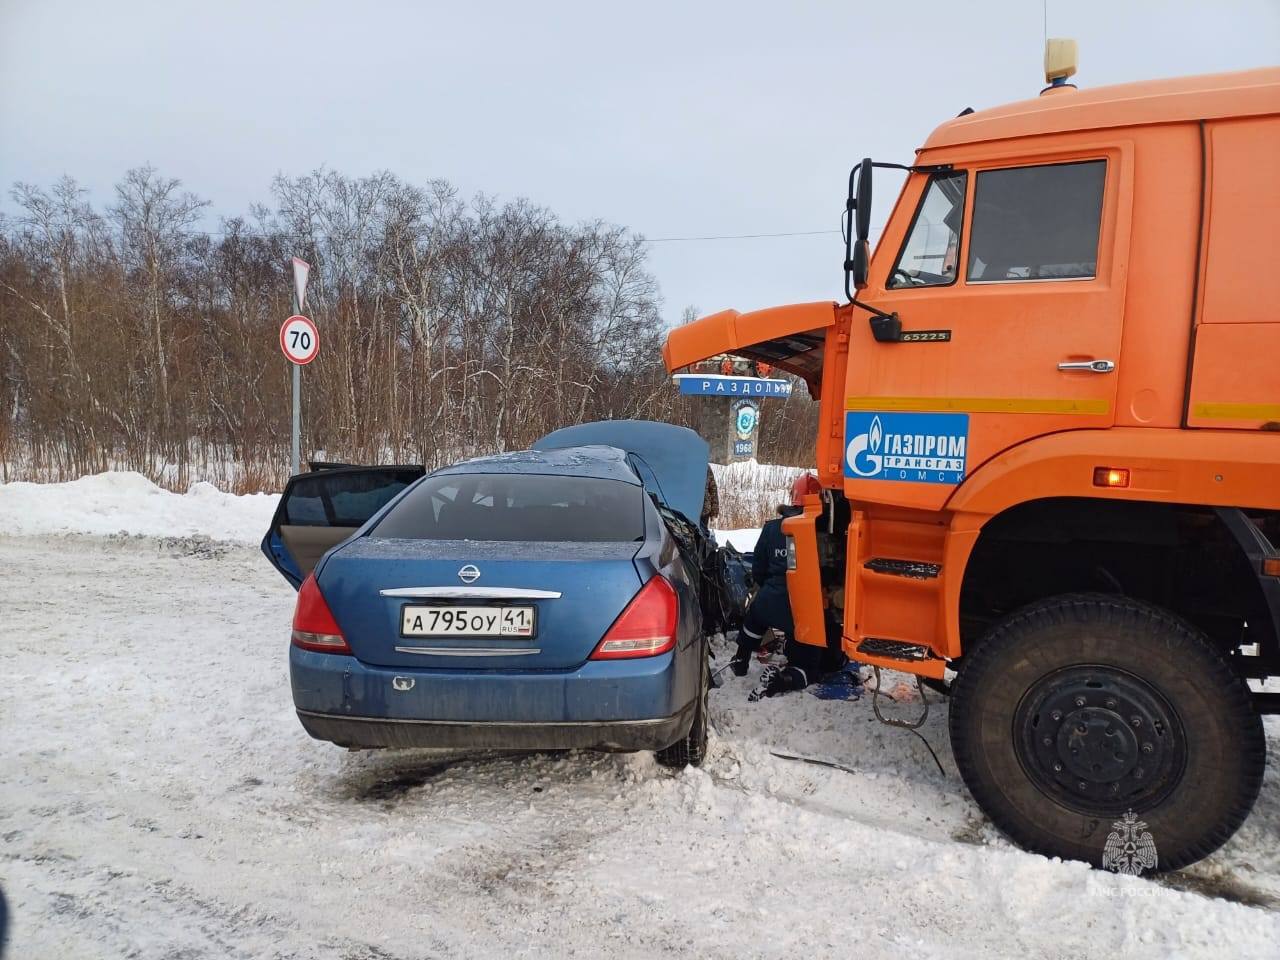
[[663, 63, 1280, 870]]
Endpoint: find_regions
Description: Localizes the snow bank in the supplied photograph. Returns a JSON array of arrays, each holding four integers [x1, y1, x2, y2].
[[710, 458, 807, 489], [0, 471, 278, 543], [711, 458, 809, 528], [0, 465, 792, 549], [711, 458, 808, 546]]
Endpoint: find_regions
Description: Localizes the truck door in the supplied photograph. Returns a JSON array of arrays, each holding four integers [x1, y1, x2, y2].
[[847, 142, 1132, 508]]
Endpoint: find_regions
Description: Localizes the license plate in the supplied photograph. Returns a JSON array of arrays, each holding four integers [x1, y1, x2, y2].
[[400, 605, 535, 638]]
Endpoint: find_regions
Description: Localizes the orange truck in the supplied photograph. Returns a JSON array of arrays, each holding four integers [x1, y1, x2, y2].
[[664, 49, 1280, 870]]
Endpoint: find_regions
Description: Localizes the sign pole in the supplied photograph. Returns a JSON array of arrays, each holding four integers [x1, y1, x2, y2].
[[287, 258, 311, 477], [290, 284, 301, 477]]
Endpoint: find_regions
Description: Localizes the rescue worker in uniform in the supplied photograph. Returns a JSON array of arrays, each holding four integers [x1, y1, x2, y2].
[[728, 473, 846, 698]]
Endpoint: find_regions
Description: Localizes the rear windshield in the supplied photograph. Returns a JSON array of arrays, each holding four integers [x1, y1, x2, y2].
[[371, 473, 645, 542]]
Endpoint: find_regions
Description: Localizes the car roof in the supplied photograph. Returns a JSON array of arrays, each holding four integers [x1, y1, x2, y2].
[[431, 445, 642, 485], [922, 66, 1280, 151]]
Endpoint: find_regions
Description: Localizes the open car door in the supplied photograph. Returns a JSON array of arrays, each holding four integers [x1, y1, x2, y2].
[[261, 465, 425, 589]]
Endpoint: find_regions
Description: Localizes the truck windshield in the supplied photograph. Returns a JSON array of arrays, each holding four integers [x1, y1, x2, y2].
[[888, 171, 968, 288]]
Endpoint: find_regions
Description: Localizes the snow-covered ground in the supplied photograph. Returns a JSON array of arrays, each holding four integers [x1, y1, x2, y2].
[[4, 479, 1280, 958]]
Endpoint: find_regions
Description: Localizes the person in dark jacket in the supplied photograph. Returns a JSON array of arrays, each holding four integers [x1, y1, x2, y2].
[[728, 473, 846, 698], [731, 500, 800, 670]]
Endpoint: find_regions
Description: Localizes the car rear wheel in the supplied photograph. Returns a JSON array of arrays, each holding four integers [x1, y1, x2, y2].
[[949, 593, 1265, 871], [656, 648, 709, 768]]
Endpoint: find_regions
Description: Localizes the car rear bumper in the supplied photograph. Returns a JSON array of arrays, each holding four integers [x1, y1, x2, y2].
[[288, 643, 698, 750], [295, 705, 693, 751]]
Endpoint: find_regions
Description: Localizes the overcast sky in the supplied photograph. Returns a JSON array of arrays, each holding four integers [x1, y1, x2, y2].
[[2, 0, 1277, 326]]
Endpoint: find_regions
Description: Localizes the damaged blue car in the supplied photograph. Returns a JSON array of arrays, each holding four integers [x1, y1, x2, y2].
[[262, 420, 732, 767]]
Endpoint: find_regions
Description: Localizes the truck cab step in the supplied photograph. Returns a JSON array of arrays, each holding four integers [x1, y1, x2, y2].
[[864, 558, 941, 579]]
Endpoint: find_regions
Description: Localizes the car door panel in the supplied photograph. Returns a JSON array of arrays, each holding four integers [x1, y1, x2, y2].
[[279, 524, 359, 580], [262, 466, 426, 588]]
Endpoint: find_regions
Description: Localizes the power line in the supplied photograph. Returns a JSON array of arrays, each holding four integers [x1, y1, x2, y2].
[[644, 228, 840, 243], [4, 214, 858, 246], [161, 225, 845, 244], [4, 200, 852, 246]]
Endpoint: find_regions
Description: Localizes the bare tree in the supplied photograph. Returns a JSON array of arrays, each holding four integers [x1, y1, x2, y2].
[[0, 165, 818, 492], [111, 166, 207, 433]]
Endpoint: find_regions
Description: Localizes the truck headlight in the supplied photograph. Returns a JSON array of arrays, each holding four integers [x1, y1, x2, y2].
[[786, 535, 797, 570]]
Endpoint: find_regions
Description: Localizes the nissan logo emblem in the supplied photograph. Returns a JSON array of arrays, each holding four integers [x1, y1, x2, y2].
[[458, 564, 481, 584]]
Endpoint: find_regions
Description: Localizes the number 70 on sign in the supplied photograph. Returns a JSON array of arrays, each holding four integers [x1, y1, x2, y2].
[[280, 315, 319, 365]]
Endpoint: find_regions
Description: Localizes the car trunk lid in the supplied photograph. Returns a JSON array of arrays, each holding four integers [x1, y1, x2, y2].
[[317, 537, 644, 670]]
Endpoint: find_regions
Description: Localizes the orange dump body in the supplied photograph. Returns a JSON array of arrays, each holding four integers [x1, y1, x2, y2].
[[664, 67, 1280, 674]]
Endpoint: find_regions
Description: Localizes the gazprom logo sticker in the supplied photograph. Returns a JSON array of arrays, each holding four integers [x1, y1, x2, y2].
[[844, 411, 969, 485]]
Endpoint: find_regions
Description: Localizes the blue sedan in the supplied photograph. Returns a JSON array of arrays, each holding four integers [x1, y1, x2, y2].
[[262, 421, 718, 767]]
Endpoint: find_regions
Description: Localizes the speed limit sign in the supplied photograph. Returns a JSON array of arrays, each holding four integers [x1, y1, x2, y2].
[[280, 315, 319, 365]]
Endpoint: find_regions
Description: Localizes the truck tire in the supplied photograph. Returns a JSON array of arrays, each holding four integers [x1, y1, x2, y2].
[[949, 593, 1265, 871], [656, 651, 709, 769]]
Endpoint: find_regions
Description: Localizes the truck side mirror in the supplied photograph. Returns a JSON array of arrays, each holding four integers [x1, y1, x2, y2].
[[855, 158, 873, 244], [852, 239, 870, 289], [844, 157, 874, 295]]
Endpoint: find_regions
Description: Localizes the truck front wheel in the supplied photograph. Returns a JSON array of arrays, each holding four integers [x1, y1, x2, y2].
[[949, 593, 1265, 871]]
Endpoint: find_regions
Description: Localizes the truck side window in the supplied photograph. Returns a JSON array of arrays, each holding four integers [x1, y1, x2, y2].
[[966, 160, 1106, 282], [887, 171, 968, 288]]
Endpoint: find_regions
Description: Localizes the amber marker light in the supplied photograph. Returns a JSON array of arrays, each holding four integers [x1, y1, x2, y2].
[[1093, 467, 1131, 488]]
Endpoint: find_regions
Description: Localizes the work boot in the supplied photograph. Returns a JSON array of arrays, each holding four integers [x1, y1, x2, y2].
[[748, 665, 808, 702], [730, 634, 758, 676], [747, 665, 781, 701]]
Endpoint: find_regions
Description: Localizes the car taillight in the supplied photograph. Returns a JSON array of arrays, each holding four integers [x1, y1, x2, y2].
[[591, 576, 678, 659], [291, 573, 351, 654]]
